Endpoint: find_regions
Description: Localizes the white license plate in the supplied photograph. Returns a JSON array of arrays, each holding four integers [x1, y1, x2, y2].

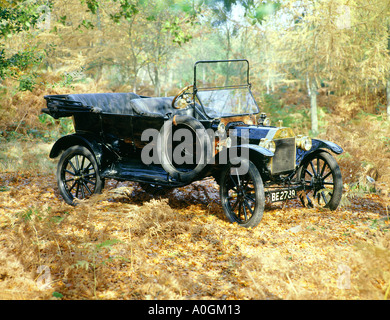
[[269, 189, 297, 202]]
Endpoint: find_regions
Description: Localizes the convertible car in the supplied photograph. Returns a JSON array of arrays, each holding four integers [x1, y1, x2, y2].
[[42, 59, 343, 228]]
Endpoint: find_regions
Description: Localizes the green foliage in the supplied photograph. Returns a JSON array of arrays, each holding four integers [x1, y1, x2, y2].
[[0, 46, 43, 85], [52, 291, 64, 299], [163, 17, 193, 46], [72, 238, 122, 297], [18, 207, 42, 221], [0, 0, 44, 38], [109, 0, 139, 23], [81, 0, 100, 14], [0, 1, 50, 92]]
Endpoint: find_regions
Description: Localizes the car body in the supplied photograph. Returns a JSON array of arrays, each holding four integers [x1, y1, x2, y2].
[[42, 59, 343, 228]]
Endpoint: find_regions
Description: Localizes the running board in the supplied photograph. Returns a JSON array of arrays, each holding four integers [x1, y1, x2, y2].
[[100, 161, 188, 187]]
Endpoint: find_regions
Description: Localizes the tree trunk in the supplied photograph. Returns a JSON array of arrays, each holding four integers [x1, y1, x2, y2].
[[150, 64, 160, 97], [309, 79, 319, 135]]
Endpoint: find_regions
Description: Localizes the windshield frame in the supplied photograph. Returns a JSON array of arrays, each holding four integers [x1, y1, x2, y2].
[[193, 60, 259, 119]]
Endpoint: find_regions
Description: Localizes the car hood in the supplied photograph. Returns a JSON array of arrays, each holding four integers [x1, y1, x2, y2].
[[227, 125, 296, 145]]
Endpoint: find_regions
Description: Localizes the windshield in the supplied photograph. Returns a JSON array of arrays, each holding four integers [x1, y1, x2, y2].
[[194, 60, 259, 118], [196, 88, 258, 118]]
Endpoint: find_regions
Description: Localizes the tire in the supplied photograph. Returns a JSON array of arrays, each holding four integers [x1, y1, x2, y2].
[[157, 115, 212, 183], [219, 159, 265, 228], [57, 145, 104, 205], [297, 151, 343, 210]]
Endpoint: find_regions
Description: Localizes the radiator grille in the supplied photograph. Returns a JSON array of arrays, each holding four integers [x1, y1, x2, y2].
[[271, 137, 296, 175]]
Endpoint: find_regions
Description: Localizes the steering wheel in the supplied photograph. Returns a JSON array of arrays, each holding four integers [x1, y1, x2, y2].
[[171, 85, 194, 109]]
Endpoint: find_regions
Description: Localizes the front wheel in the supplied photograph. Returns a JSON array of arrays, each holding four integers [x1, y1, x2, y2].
[[57, 145, 104, 205], [219, 159, 265, 228], [297, 151, 343, 210]]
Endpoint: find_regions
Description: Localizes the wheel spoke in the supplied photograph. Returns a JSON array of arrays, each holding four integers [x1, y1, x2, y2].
[[322, 171, 332, 180], [245, 194, 255, 203], [323, 181, 334, 186], [305, 168, 313, 177], [229, 174, 238, 189], [235, 168, 242, 188], [231, 198, 239, 211], [68, 181, 77, 192], [320, 161, 327, 177], [65, 169, 76, 176], [82, 181, 93, 195], [83, 172, 96, 178], [80, 182, 85, 198], [68, 160, 77, 173], [80, 156, 86, 171], [75, 181, 80, 198], [310, 161, 317, 176], [75, 155, 80, 171], [242, 203, 248, 221], [244, 199, 254, 215], [317, 159, 320, 177], [84, 179, 96, 186], [321, 191, 328, 205], [239, 201, 244, 216]]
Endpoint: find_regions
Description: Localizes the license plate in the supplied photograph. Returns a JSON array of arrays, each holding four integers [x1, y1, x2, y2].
[[268, 189, 297, 202]]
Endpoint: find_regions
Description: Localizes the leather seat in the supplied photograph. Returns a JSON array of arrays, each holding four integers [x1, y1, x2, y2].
[[130, 97, 174, 118], [67, 93, 140, 115]]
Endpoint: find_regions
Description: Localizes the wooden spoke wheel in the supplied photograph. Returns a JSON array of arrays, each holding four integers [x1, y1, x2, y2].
[[57, 146, 104, 205], [219, 159, 265, 228], [297, 151, 343, 210]]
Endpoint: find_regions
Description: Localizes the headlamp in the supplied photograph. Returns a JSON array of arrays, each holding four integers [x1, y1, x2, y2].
[[259, 138, 276, 153], [217, 122, 226, 134], [297, 135, 312, 151]]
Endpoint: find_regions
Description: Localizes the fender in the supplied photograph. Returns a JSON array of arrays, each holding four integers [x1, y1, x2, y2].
[[297, 138, 343, 165], [209, 144, 273, 184], [49, 133, 103, 165], [215, 143, 273, 165], [312, 139, 343, 154], [231, 144, 274, 158]]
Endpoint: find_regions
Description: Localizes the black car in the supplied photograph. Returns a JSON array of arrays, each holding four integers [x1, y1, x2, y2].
[[42, 59, 343, 228]]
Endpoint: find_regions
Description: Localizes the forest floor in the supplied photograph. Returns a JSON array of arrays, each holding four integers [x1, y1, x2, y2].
[[0, 142, 389, 300], [1, 85, 390, 300]]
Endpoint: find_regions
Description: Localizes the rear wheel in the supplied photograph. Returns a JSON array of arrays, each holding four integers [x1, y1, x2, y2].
[[219, 159, 265, 228], [57, 145, 104, 205], [297, 151, 342, 210]]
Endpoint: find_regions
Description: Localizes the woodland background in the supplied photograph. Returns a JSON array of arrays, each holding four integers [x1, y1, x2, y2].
[[0, 0, 390, 300]]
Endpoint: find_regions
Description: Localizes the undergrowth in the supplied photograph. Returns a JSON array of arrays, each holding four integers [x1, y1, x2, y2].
[[0, 83, 390, 300]]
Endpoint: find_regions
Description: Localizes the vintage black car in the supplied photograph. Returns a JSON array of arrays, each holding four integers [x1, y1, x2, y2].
[[42, 59, 343, 228]]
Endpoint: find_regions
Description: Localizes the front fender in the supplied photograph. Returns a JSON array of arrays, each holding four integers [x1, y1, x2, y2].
[[312, 139, 343, 154], [209, 144, 273, 183], [49, 134, 103, 165], [234, 144, 274, 158], [296, 138, 343, 165]]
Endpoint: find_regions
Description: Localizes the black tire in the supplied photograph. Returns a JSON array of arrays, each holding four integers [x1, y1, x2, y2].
[[57, 145, 104, 205], [297, 151, 342, 210], [157, 115, 212, 182], [219, 159, 265, 228]]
